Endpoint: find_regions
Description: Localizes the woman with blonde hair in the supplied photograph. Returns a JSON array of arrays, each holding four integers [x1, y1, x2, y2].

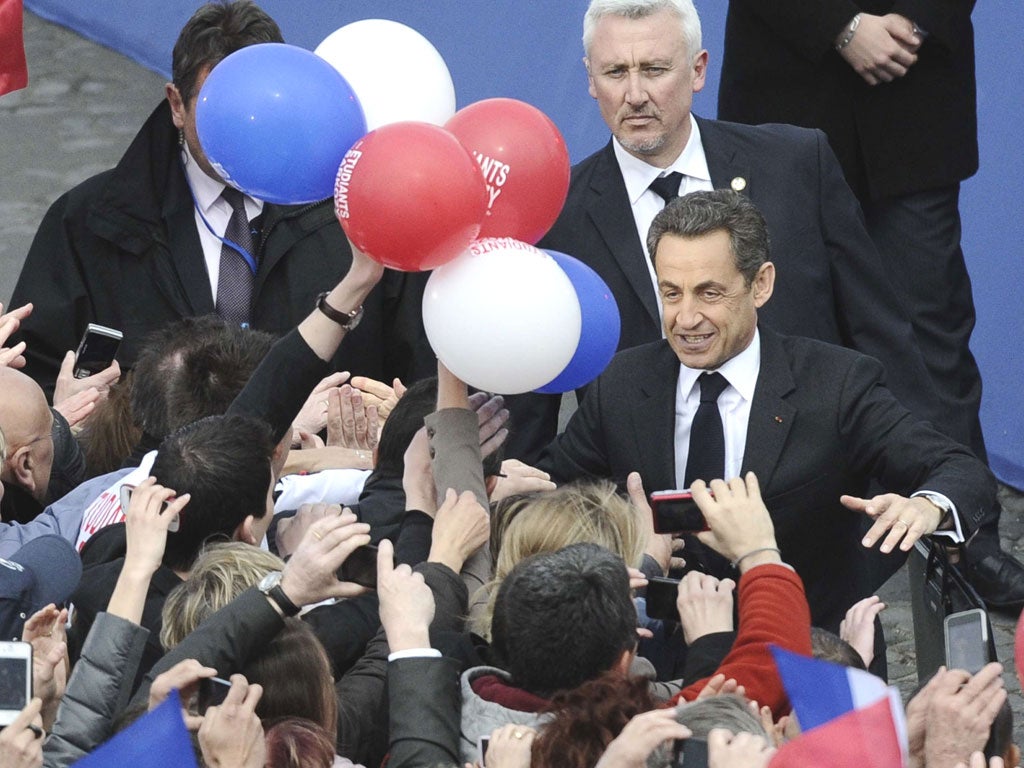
[[475, 480, 646, 639], [160, 541, 284, 649]]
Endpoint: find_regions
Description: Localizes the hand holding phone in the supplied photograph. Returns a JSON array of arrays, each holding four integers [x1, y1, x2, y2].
[[73, 323, 122, 379], [644, 576, 681, 622], [649, 490, 708, 534], [943, 608, 990, 674], [0, 641, 33, 727], [337, 544, 378, 589]]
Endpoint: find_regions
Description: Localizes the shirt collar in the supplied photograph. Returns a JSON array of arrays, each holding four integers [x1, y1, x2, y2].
[[181, 141, 227, 216], [613, 114, 711, 206], [677, 326, 761, 402]]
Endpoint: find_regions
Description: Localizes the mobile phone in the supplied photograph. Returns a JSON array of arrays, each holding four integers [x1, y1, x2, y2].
[[197, 676, 232, 714], [119, 484, 180, 532], [477, 736, 490, 767], [73, 323, 122, 379], [944, 608, 990, 674], [0, 641, 33, 727], [672, 737, 708, 767], [649, 490, 708, 534], [644, 576, 681, 622], [338, 544, 378, 589]]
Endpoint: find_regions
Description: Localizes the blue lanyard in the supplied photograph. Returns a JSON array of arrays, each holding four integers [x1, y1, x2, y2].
[[180, 152, 258, 275]]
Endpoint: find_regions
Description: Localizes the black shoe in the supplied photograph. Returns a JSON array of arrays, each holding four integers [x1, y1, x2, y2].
[[966, 549, 1024, 612]]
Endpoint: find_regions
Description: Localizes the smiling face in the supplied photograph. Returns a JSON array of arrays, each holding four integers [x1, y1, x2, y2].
[[585, 8, 707, 168], [656, 230, 774, 370]]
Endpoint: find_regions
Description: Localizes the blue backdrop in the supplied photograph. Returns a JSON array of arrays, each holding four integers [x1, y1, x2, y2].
[[25, 0, 1023, 486]]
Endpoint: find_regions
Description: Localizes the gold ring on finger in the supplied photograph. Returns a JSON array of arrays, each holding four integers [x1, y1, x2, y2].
[[514, 730, 524, 739], [313, 530, 324, 541]]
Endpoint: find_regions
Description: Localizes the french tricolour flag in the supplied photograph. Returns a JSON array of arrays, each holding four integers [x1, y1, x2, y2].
[[769, 646, 908, 768]]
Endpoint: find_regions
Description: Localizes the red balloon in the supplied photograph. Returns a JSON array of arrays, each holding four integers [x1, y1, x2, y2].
[[446, 98, 570, 245], [334, 122, 488, 271]]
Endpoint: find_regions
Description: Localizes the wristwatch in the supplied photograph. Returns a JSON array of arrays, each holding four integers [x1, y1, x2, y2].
[[316, 291, 363, 331], [258, 571, 301, 617]]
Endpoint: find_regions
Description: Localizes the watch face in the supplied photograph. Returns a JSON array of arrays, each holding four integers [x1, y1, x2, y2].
[[259, 571, 282, 592]]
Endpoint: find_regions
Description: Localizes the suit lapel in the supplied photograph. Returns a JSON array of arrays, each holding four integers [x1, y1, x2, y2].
[[698, 117, 755, 202], [742, 327, 796, 488], [585, 142, 661, 329], [630, 344, 680, 490], [161, 168, 216, 316]]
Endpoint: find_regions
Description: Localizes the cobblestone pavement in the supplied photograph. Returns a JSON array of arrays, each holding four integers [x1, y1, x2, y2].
[[4, 11, 1024, 747]]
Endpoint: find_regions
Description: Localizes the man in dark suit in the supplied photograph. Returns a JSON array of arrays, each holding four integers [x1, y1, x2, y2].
[[10, 1, 429, 399], [714, 2, 1024, 608], [539, 190, 997, 633], [513, 0, 939, 457]]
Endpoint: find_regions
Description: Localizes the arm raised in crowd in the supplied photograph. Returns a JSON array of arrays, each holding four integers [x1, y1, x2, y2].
[[227, 242, 384, 443], [672, 474, 812, 717]]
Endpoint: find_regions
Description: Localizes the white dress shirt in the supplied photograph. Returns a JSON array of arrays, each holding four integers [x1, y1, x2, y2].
[[181, 143, 263, 299], [673, 328, 760, 489], [613, 114, 714, 335]]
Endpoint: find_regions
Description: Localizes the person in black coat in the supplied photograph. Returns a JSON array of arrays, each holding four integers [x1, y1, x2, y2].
[[10, 1, 430, 400], [716, 1, 1024, 609]]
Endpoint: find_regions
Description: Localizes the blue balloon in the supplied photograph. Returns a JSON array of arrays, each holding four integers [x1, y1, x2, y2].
[[535, 250, 621, 394], [195, 43, 366, 205]]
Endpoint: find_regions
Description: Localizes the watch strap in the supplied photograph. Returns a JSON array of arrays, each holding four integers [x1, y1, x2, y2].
[[266, 584, 301, 617], [316, 292, 362, 328]]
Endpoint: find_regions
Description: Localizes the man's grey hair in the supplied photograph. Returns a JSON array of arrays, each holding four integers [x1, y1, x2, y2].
[[645, 695, 769, 768], [647, 190, 771, 286], [583, 0, 702, 60]]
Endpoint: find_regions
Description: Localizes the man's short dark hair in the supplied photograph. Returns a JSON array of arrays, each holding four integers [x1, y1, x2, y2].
[[810, 627, 866, 670], [491, 542, 637, 698], [373, 378, 438, 478], [152, 414, 274, 571], [172, 0, 283, 106], [647, 189, 770, 285], [130, 316, 274, 439]]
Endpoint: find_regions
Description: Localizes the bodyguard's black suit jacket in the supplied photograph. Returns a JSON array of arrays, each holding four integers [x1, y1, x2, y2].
[[717, 0, 977, 201], [538, 326, 996, 630], [509, 118, 941, 462]]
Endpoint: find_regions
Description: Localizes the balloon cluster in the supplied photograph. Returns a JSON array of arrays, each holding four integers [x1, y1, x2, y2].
[[193, 19, 620, 395]]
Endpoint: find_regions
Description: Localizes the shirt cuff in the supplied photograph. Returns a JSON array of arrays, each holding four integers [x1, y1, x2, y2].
[[387, 648, 442, 662], [912, 490, 965, 544]]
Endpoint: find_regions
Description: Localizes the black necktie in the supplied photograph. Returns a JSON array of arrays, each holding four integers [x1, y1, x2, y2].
[[684, 372, 730, 487], [216, 186, 255, 327], [648, 171, 684, 204]]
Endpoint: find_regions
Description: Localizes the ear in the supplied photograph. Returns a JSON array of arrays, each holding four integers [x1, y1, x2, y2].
[[485, 474, 499, 499], [584, 57, 597, 99], [691, 49, 709, 94], [1009, 743, 1020, 767], [752, 261, 775, 308], [7, 447, 38, 495], [614, 647, 635, 677], [235, 515, 257, 546], [165, 82, 187, 130]]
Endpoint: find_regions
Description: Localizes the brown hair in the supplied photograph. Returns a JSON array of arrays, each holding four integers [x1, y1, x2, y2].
[[533, 672, 656, 768], [243, 619, 338, 735], [264, 717, 336, 768]]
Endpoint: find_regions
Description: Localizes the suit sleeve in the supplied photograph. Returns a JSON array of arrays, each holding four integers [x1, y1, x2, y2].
[[673, 565, 812, 719], [536, 374, 613, 485], [836, 353, 997, 536], [728, 0, 861, 62], [10, 193, 94, 398], [891, 0, 973, 51]]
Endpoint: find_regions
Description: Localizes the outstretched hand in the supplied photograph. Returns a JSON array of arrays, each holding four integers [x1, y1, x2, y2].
[[844, 493, 942, 553]]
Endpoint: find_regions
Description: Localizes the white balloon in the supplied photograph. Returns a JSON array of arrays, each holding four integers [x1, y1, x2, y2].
[[423, 238, 582, 394], [315, 19, 457, 131]]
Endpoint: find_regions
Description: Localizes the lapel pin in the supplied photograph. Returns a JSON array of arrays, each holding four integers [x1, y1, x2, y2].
[[730, 176, 747, 192], [774, 415, 783, 423]]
